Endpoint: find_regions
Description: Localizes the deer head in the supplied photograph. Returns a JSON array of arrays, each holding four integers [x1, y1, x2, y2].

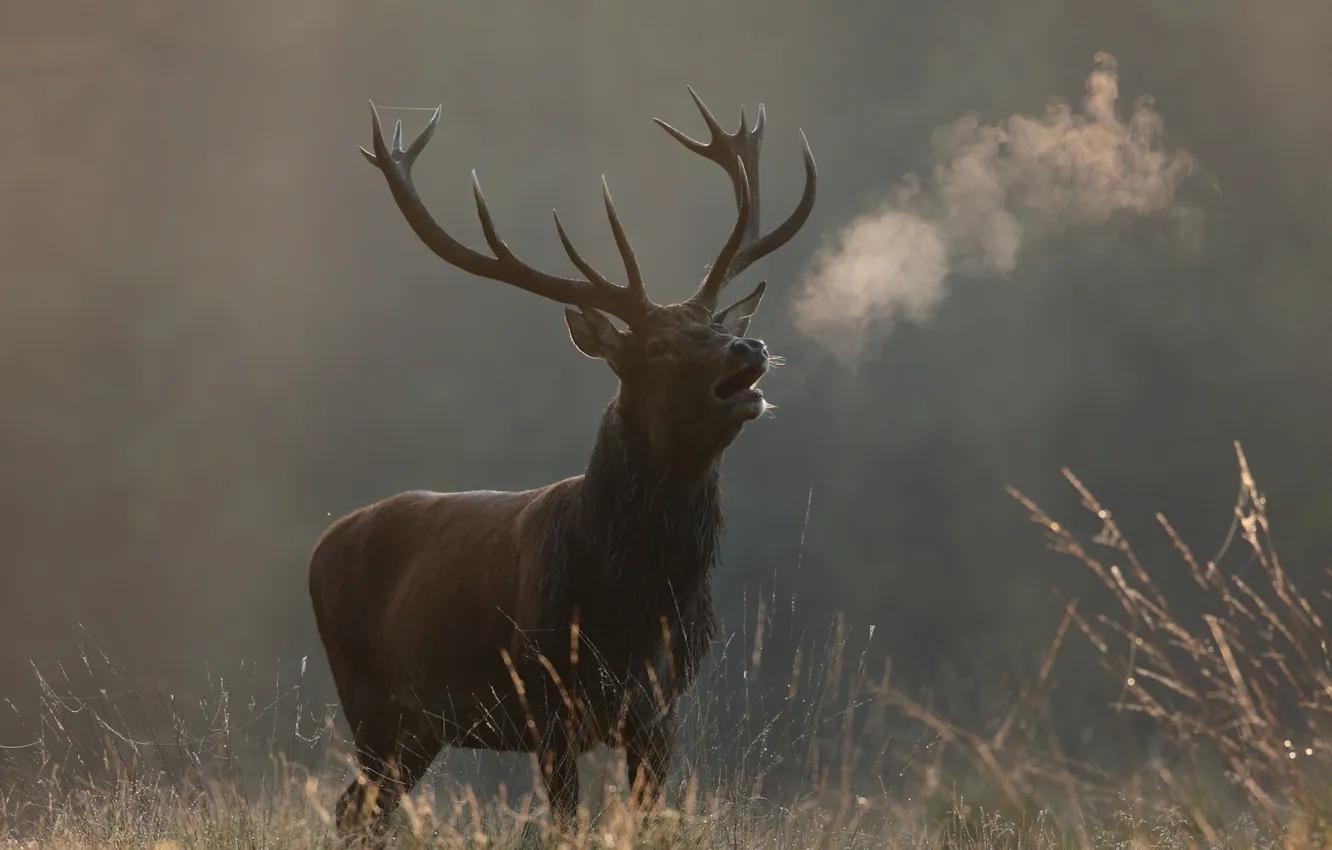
[[360, 89, 817, 461]]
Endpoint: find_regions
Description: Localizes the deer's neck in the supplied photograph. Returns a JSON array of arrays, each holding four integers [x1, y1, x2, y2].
[[578, 400, 724, 597]]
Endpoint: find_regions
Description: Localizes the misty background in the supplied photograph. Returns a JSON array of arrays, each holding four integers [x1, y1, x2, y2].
[[4, 0, 1332, 775]]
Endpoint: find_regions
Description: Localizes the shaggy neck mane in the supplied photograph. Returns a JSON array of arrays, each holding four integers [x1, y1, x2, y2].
[[577, 396, 724, 604]]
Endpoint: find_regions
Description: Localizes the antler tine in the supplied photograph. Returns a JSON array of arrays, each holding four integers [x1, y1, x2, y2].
[[653, 88, 818, 312], [600, 177, 649, 304], [552, 211, 616, 290], [696, 156, 753, 309], [361, 101, 655, 325]]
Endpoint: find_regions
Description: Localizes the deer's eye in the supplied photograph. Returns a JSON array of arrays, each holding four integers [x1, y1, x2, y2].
[[645, 338, 672, 360]]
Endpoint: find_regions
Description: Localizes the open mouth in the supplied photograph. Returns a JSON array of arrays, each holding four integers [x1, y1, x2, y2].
[[713, 364, 767, 402]]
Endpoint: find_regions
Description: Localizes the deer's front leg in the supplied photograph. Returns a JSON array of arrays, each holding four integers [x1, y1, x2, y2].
[[516, 652, 582, 834], [539, 737, 580, 833], [624, 703, 677, 813]]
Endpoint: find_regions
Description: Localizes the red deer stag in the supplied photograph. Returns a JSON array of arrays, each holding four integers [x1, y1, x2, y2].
[[308, 89, 816, 837]]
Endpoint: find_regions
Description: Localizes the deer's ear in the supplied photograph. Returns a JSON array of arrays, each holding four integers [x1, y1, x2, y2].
[[714, 280, 767, 337], [565, 307, 626, 365]]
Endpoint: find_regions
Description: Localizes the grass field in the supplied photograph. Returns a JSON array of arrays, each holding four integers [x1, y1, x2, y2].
[[4, 442, 1329, 848]]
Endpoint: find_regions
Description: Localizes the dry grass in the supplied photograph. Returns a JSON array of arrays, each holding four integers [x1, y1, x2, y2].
[[2, 756, 1292, 850], [3, 441, 1329, 848]]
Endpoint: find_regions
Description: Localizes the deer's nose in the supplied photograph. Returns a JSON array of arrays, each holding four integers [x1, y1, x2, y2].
[[727, 337, 768, 362]]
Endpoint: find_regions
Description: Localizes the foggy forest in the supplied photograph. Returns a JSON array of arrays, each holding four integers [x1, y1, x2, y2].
[[4, 0, 1332, 846]]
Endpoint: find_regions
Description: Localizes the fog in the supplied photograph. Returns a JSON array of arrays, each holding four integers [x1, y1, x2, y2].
[[793, 53, 1204, 362], [4, 0, 1332, 776]]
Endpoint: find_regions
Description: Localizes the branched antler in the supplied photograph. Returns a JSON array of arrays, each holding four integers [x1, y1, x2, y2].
[[362, 91, 816, 323], [653, 87, 818, 312], [360, 102, 656, 325]]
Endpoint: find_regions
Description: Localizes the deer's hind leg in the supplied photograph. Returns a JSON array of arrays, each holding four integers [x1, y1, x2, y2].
[[335, 694, 442, 839]]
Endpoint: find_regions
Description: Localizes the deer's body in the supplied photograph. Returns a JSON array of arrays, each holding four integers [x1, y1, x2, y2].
[[310, 401, 720, 757], [311, 487, 542, 754], [311, 89, 816, 838]]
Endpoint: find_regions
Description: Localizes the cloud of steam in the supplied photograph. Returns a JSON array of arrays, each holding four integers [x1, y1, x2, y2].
[[792, 53, 1204, 362]]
